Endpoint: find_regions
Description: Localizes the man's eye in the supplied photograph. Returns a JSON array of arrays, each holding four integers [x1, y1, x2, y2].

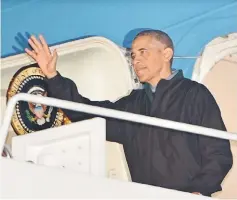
[[140, 50, 146, 55]]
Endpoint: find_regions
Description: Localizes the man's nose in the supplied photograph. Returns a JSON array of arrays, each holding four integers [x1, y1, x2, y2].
[[133, 56, 141, 65]]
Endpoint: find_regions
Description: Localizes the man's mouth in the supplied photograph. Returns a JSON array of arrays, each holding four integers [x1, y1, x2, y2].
[[136, 69, 146, 77], [136, 66, 146, 72]]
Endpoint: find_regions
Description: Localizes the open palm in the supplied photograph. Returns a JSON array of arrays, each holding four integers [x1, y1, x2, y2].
[[25, 35, 58, 79]]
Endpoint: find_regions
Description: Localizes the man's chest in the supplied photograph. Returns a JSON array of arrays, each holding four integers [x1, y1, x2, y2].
[[139, 94, 189, 123]]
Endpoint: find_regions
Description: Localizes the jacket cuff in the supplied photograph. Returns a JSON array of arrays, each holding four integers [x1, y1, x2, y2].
[[190, 184, 221, 197], [44, 72, 64, 94], [44, 71, 61, 83]]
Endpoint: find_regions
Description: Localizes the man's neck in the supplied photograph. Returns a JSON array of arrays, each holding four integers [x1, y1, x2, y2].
[[149, 67, 172, 87]]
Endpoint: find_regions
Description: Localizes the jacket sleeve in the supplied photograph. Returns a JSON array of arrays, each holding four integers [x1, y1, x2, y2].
[[45, 72, 134, 144], [190, 84, 233, 196]]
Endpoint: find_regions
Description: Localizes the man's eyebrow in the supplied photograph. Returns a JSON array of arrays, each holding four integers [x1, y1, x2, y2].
[[131, 48, 147, 55], [138, 48, 147, 51]]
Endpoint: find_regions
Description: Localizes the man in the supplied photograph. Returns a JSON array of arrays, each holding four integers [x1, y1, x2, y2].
[[25, 30, 232, 196]]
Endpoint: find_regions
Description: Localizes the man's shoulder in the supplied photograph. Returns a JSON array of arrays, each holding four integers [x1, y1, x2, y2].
[[129, 88, 146, 99], [180, 78, 217, 106], [179, 77, 198, 87], [180, 78, 211, 94], [116, 88, 145, 105]]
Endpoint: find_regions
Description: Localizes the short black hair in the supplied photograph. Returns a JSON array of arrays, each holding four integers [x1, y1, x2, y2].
[[134, 30, 174, 65]]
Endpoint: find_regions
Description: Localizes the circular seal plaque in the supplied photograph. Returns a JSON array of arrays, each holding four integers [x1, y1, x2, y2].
[[6, 65, 70, 135]]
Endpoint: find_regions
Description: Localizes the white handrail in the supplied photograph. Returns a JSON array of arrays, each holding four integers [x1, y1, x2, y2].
[[1, 93, 237, 154]]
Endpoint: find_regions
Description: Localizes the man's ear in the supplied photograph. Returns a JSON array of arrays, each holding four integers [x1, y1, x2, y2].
[[163, 47, 173, 63]]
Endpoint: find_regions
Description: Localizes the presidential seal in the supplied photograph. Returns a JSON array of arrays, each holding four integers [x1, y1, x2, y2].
[[6, 64, 71, 135]]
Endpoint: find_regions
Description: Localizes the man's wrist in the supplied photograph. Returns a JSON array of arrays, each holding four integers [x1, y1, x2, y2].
[[46, 71, 58, 79], [192, 192, 202, 195]]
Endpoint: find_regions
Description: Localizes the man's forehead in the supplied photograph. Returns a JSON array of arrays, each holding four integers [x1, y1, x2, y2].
[[131, 36, 161, 51]]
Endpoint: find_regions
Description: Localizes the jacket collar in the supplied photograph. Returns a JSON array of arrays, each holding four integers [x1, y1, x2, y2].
[[144, 69, 184, 102]]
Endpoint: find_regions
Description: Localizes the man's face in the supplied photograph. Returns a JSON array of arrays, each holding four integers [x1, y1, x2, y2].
[[131, 35, 167, 83]]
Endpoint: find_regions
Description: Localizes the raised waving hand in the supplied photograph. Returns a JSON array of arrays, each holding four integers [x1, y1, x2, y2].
[[25, 35, 58, 79]]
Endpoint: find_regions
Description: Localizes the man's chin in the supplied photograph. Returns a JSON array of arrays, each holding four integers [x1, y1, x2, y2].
[[138, 79, 145, 83], [137, 78, 147, 84]]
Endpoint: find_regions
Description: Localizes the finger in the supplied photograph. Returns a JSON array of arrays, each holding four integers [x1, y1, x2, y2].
[[28, 38, 39, 53], [39, 35, 51, 56], [30, 35, 43, 51], [48, 49, 58, 69], [51, 49, 58, 64], [25, 48, 37, 60]]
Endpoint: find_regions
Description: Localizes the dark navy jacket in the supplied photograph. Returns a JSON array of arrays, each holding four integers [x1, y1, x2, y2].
[[45, 70, 232, 196]]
